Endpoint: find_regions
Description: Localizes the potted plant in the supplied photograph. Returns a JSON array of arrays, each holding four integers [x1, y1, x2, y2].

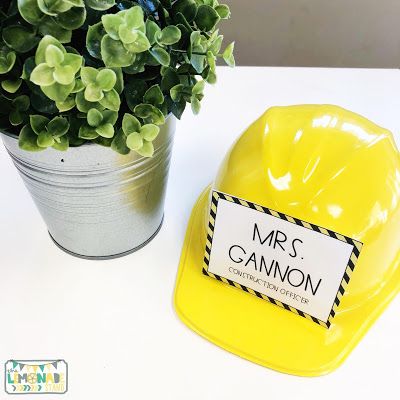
[[0, 0, 234, 259]]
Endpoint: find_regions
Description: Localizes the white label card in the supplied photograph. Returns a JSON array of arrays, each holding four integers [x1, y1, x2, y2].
[[203, 191, 362, 328]]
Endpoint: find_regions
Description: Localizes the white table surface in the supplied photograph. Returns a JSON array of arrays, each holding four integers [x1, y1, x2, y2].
[[1, 66, 399, 399]]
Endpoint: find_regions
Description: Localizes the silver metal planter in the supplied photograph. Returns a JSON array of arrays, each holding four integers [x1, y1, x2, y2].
[[1, 116, 176, 259]]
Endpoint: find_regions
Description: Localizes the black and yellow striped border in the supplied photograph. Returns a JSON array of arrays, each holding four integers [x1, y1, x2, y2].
[[202, 190, 363, 328]]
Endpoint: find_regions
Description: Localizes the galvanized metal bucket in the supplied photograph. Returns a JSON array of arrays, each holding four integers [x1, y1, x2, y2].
[[1, 116, 176, 259]]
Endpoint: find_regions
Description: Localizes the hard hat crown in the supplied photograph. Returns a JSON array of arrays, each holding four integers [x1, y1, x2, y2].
[[212, 105, 400, 303]]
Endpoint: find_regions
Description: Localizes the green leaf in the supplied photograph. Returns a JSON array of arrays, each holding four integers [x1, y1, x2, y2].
[[38, 18, 72, 44], [87, 108, 103, 127], [52, 134, 69, 151], [41, 80, 75, 102], [30, 114, 49, 135], [35, 35, 65, 65], [222, 42, 235, 67], [66, 0, 85, 7], [111, 129, 130, 155], [0, 48, 16, 74], [48, 116, 69, 137], [56, 96, 75, 111], [53, 6, 86, 30], [134, 103, 165, 125], [95, 136, 113, 147], [79, 124, 98, 139], [172, 0, 197, 22], [53, 64, 76, 85], [140, 124, 159, 141], [190, 52, 205, 72], [111, 67, 124, 94], [161, 67, 180, 91], [101, 34, 135, 67], [45, 45, 64, 67], [62, 53, 82, 74], [146, 20, 161, 45], [206, 50, 217, 70], [215, 4, 230, 19], [136, 141, 154, 157], [80, 67, 98, 85], [125, 6, 145, 29], [122, 113, 141, 135], [192, 80, 205, 95], [38, 0, 64, 15], [204, 67, 216, 84], [30, 89, 58, 114], [22, 56, 36, 80], [122, 53, 146, 73], [86, 22, 105, 59], [62, 0, 85, 6], [19, 125, 45, 151], [85, 0, 115, 10], [191, 96, 201, 114], [84, 83, 104, 102], [97, 69, 116, 91], [96, 122, 114, 138], [175, 12, 192, 33], [118, 25, 138, 44], [2, 25, 39, 53], [13, 95, 30, 112], [9, 110, 24, 126], [189, 33, 206, 72], [68, 117, 85, 145], [37, 130, 55, 147], [102, 14, 124, 40], [30, 64, 55, 86], [75, 91, 104, 112], [143, 85, 164, 106], [72, 79, 84, 93], [102, 110, 118, 125], [170, 84, 184, 101], [122, 31, 151, 53], [126, 132, 143, 150], [1, 79, 22, 93], [190, 30, 202, 47], [124, 80, 147, 111], [99, 88, 120, 111], [149, 46, 170, 67], [156, 26, 181, 45], [9, 112, 23, 126], [209, 35, 223, 55], [37, 0, 84, 15], [175, 22, 189, 45], [17, 0, 44, 25], [171, 98, 186, 119], [195, 4, 220, 31]]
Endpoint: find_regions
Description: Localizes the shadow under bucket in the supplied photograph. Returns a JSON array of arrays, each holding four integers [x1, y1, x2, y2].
[[1, 116, 176, 259]]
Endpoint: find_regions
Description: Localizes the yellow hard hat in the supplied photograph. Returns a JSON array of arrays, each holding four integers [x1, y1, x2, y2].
[[174, 104, 400, 376]]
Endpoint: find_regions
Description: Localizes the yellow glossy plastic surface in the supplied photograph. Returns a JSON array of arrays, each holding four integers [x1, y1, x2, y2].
[[174, 105, 400, 376]]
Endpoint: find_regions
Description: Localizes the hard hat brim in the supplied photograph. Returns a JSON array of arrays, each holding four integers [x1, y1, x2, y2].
[[174, 186, 400, 376]]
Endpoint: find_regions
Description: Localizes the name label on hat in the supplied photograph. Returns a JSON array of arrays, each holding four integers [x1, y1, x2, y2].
[[203, 191, 363, 328]]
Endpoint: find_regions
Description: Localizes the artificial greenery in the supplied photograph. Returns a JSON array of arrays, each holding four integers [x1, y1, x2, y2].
[[0, 0, 234, 156]]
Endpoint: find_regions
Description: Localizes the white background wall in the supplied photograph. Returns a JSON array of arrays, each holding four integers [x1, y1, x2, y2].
[[221, 0, 400, 67]]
